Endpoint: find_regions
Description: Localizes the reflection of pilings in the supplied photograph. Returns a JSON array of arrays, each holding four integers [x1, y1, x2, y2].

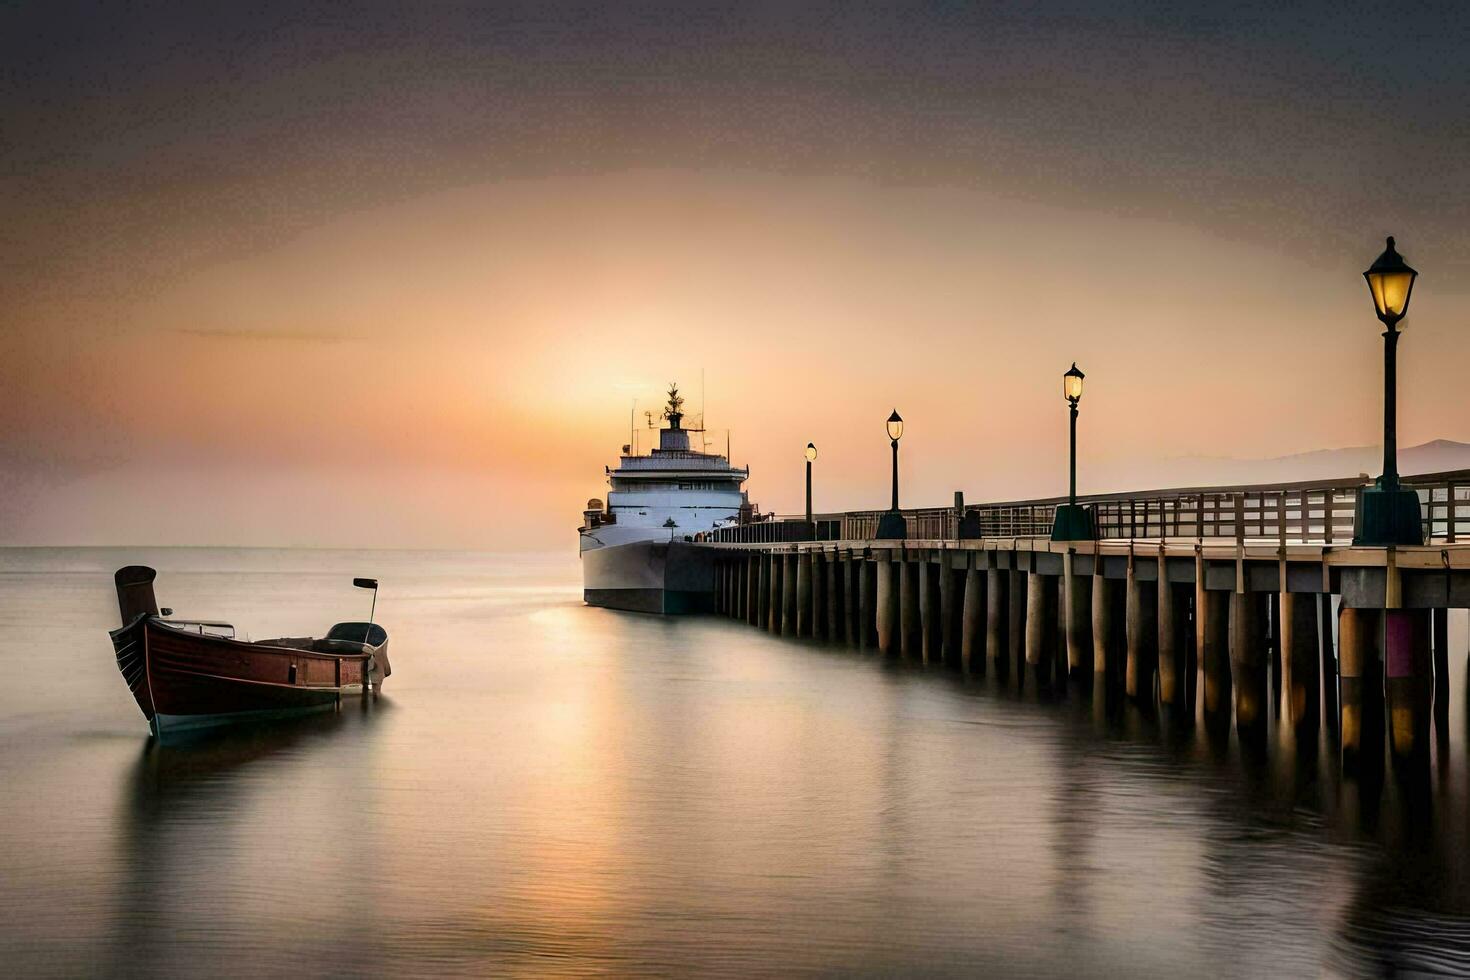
[[987, 567, 1009, 681], [1008, 568, 1028, 685], [1385, 609, 1431, 770], [1065, 554, 1091, 679], [1125, 564, 1157, 701], [1025, 571, 1057, 688], [900, 558, 921, 660], [1231, 591, 1267, 744], [920, 561, 941, 665], [962, 563, 985, 675], [876, 557, 897, 655], [827, 552, 842, 642], [796, 551, 813, 637], [1339, 607, 1383, 773], [1200, 589, 1231, 730], [782, 552, 798, 636], [1282, 592, 1320, 735]]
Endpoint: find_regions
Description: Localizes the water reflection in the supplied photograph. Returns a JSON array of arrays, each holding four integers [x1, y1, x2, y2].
[[107, 700, 388, 977], [1, 549, 1470, 976]]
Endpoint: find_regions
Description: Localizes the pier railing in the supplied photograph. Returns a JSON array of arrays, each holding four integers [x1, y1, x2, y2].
[[701, 469, 1469, 544]]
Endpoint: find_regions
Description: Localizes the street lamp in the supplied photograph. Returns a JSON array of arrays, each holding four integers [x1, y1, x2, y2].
[[1051, 363, 1094, 541], [804, 442, 818, 526], [1353, 235, 1423, 546], [876, 410, 906, 539]]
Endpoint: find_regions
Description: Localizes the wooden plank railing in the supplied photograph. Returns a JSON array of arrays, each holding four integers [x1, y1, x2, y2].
[[700, 469, 1470, 545]]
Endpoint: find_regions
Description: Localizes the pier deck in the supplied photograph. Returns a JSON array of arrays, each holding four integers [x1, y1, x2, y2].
[[693, 471, 1470, 775]]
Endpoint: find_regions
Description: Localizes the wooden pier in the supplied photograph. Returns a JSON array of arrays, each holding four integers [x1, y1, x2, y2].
[[697, 469, 1470, 775]]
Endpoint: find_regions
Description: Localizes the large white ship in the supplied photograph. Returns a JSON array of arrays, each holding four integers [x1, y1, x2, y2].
[[580, 384, 749, 613]]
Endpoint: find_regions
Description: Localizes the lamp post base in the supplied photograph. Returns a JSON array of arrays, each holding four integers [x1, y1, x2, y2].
[[1050, 504, 1094, 542], [1352, 485, 1423, 546], [876, 511, 907, 540]]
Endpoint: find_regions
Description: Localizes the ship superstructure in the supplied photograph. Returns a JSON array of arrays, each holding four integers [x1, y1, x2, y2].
[[580, 384, 748, 552], [579, 383, 747, 612]]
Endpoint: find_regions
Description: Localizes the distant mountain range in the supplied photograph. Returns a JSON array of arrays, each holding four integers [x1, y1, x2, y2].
[[1089, 439, 1470, 495]]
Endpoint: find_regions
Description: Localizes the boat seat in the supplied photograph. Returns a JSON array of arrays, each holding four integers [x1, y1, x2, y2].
[[326, 622, 387, 646]]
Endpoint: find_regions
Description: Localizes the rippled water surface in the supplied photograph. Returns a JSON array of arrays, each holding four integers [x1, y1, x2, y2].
[[3, 547, 1470, 977]]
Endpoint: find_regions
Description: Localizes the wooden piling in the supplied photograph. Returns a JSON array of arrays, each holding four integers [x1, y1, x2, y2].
[[961, 562, 985, 675], [987, 566, 1009, 680], [876, 556, 897, 656], [900, 557, 921, 660], [1199, 588, 1231, 729], [844, 551, 860, 646], [1125, 565, 1157, 701], [1433, 606, 1449, 734], [747, 553, 759, 626], [1230, 591, 1267, 744], [1157, 560, 1180, 710], [1385, 608, 1431, 770], [782, 552, 798, 636], [919, 560, 939, 665], [812, 552, 827, 640], [1025, 572, 1057, 688], [1339, 606, 1382, 772], [770, 552, 782, 628], [827, 551, 842, 642], [858, 553, 874, 649], [1318, 593, 1337, 732], [1008, 568, 1028, 684], [1064, 553, 1091, 679], [1281, 591, 1320, 735], [1091, 572, 1113, 675], [796, 551, 813, 637], [939, 558, 956, 668]]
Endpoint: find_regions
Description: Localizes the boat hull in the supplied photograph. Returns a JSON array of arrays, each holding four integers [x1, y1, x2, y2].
[[580, 537, 715, 614], [111, 616, 386, 735]]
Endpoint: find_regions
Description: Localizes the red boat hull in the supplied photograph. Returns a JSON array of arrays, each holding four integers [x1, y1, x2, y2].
[[111, 616, 384, 735]]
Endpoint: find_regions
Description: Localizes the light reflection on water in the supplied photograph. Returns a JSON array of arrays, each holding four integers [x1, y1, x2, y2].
[[1, 547, 1469, 977]]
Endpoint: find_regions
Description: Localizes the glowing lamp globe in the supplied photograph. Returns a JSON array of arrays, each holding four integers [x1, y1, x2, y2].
[[1063, 363, 1085, 404], [886, 410, 904, 442], [1364, 236, 1417, 327]]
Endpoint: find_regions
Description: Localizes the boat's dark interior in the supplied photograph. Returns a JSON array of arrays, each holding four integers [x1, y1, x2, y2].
[[325, 622, 388, 647]]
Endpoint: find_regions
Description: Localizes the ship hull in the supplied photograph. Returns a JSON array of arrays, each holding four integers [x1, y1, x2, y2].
[[580, 537, 715, 614]]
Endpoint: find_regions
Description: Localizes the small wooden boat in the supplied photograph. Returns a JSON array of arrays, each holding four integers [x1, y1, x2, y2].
[[109, 566, 391, 736]]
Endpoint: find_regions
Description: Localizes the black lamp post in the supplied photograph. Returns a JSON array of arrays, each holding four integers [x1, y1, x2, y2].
[[876, 410, 907, 539], [1353, 236, 1423, 546], [1050, 363, 1094, 541], [804, 442, 817, 527]]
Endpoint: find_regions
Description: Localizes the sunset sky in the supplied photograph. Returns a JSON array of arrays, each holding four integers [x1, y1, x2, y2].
[[4, 1, 1469, 549]]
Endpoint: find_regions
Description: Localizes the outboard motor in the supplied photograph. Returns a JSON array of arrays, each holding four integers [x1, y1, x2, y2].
[[114, 566, 159, 626]]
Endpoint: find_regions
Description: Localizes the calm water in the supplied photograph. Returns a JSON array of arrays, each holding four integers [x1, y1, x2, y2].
[[3, 547, 1470, 977]]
